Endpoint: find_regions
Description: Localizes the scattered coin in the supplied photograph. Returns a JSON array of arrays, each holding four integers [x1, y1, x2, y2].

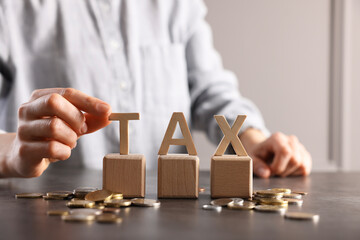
[[270, 188, 292, 194], [73, 187, 98, 199], [66, 200, 95, 208], [104, 199, 132, 208], [255, 190, 284, 198], [62, 214, 95, 222], [283, 193, 302, 199], [199, 188, 206, 193], [254, 205, 287, 213], [102, 208, 121, 214], [96, 214, 122, 224], [110, 193, 124, 200], [43, 195, 68, 200], [85, 189, 112, 202], [227, 201, 255, 210], [47, 191, 73, 198], [282, 198, 303, 206], [69, 208, 102, 216], [211, 198, 235, 207], [259, 198, 288, 206], [284, 212, 319, 221], [131, 198, 161, 207], [292, 191, 308, 196], [47, 210, 69, 216], [202, 204, 222, 212], [15, 193, 44, 199]]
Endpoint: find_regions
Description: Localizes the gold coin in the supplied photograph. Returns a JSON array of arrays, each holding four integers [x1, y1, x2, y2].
[[15, 193, 44, 199], [85, 189, 112, 202], [96, 214, 122, 224], [282, 198, 303, 206], [43, 195, 68, 200], [199, 188, 206, 193], [66, 200, 95, 208], [283, 193, 302, 199], [111, 193, 123, 200], [47, 191, 73, 198], [255, 190, 284, 197], [292, 191, 308, 196], [131, 198, 161, 207], [284, 212, 319, 221], [69, 208, 102, 216], [202, 204, 222, 211], [73, 187, 98, 199], [227, 201, 255, 210], [102, 208, 121, 214], [47, 210, 69, 216], [210, 198, 234, 207], [104, 199, 132, 208], [259, 198, 288, 206], [62, 214, 95, 222], [270, 188, 292, 194], [254, 205, 287, 213]]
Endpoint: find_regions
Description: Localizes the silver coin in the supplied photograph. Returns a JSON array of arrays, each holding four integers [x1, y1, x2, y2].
[[232, 198, 244, 205], [131, 198, 161, 207], [69, 208, 102, 216], [202, 204, 222, 212]]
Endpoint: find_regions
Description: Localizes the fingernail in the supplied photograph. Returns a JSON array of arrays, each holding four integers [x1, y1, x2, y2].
[[96, 103, 110, 113], [81, 123, 88, 134], [72, 141, 77, 149]]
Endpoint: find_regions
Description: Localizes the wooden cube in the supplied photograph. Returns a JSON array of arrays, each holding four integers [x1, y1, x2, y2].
[[211, 155, 253, 198], [103, 154, 145, 198], [158, 154, 199, 198]]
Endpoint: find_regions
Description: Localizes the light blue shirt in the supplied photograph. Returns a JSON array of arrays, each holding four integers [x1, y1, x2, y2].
[[0, 0, 269, 170]]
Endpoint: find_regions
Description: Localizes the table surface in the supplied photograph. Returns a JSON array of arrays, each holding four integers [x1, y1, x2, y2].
[[1, 168, 360, 240]]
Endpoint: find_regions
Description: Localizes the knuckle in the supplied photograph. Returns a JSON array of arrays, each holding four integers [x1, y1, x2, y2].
[[280, 146, 292, 156], [272, 132, 284, 140], [18, 104, 28, 119], [47, 141, 59, 157], [46, 93, 61, 109], [48, 118, 62, 136], [17, 124, 27, 139], [30, 89, 41, 100], [18, 144, 28, 158], [62, 88, 76, 97]]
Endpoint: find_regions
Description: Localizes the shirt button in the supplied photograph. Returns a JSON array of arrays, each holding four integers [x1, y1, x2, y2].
[[100, 0, 111, 12], [109, 39, 120, 51], [119, 81, 128, 90]]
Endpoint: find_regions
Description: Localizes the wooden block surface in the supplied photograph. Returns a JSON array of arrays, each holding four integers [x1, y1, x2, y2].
[[211, 155, 253, 198], [158, 154, 199, 198], [158, 112, 197, 155], [103, 154, 145, 198]]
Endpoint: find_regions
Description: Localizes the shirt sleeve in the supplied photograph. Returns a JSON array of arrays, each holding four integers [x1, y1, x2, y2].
[[0, 3, 10, 96], [186, 1, 270, 145]]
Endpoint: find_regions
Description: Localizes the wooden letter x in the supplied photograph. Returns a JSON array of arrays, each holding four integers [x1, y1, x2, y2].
[[158, 112, 197, 155], [109, 113, 140, 155], [214, 115, 248, 156]]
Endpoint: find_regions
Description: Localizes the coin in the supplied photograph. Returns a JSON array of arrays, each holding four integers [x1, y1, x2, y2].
[[211, 198, 235, 207], [227, 201, 255, 210], [284, 212, 319, 221], [69, 208, 102, 216], [47, 191, 73, 198], [104, 199, 132, 208], [282, 198, 303, 206], [85, 189, 112, 202], [131, 198, 161, 207], [283, 193, 302, 199], [270, 188, 292, 194], [66, 200, 95, 208], [62, 214, 95, 222], [15, 193, 44, 199], [254, 205, 287, 213], [73, 187, 98, 199], [96, 214, 122, 224], [292, 191, 308, 196], [259, 198, 288, 206], [47, 210, 69, 216], [111, 193, 124, 200], [102, 208, 121, 214], [43, 195, 68, 200], [199, 188, 206, 193], [255, 190, 284, 197], [202, 204, 222, 212]]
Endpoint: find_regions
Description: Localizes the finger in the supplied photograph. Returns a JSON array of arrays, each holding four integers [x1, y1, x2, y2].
[[84, 113, 112, 134], [20, 93, 87, 135], [18, 141, 72, 164], [30, 88, 111, 116], [252, 156, 271, 178], [17, 118, 78, 148], [267, 133, 292, 175], [280, 136, 302, 177]]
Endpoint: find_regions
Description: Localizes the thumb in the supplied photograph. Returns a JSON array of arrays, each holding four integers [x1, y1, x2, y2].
[[252, 156, 271, 178]]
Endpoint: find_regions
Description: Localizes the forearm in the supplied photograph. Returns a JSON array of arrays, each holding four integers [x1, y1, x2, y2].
[[0, 133, 16, 178], [240, 128, 267, 154]]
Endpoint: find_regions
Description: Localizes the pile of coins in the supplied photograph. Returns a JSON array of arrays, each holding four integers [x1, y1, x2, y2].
[[15, 187, 160, 224], [203, 188, 319, 222]]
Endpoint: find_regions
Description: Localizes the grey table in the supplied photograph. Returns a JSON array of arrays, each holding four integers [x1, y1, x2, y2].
[[0, 168, 360, 240]]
